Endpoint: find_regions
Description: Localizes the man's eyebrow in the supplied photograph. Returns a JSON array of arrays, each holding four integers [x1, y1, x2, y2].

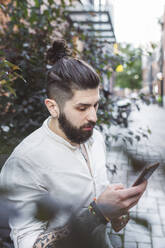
[[75, 100, 100, 107]]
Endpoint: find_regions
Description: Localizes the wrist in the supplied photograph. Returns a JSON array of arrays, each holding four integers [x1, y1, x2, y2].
[[88, 200, 110, 224], [95, 198, 111, 223]]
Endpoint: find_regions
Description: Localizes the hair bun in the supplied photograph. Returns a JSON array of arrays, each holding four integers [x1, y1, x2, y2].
[[47, 39, 71, 64]]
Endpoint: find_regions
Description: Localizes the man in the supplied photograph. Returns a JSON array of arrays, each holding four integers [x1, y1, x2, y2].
[[0, 40, 147, 248]]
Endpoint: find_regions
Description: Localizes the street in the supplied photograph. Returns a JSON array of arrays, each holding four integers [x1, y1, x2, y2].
[[107, 102, 165, 248]]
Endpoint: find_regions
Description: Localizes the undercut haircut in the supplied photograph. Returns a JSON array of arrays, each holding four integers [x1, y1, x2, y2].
[[46, 40, 100, 109]]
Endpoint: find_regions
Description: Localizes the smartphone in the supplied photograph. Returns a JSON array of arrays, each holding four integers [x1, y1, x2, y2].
[[132, 162, 160, 186]]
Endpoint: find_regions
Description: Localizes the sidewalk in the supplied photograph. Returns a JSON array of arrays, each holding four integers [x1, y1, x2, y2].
[[107, 103, 165, 248]]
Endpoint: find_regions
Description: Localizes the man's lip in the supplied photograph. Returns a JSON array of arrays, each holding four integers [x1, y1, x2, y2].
[[83, 127, 93, 131]]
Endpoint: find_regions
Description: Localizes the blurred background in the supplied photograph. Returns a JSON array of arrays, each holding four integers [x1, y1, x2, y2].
[[0, 0, 165, 247]]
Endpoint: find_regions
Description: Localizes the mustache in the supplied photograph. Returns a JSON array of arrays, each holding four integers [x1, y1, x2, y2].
[[81, 121, 96, 129]]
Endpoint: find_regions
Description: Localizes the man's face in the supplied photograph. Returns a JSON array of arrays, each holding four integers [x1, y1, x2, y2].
[[58, 87, 100, 144]]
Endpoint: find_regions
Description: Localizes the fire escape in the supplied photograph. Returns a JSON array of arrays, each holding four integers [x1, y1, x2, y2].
[[66, 0, 116, 45]]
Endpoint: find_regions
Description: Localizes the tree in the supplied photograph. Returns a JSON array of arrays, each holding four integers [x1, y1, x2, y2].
[[0, 1, 145, 152], [0, 1, 119, 137], [0, 0, 74, 137], [115, 43, 142, 90]]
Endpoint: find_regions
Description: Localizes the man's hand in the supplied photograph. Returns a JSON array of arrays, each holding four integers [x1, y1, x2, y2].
[[103, 184, 130, 232], [96, 181, 147, 220]]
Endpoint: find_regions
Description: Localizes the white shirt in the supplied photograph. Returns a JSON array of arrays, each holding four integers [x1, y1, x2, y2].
[[0, 118, 109, 248]]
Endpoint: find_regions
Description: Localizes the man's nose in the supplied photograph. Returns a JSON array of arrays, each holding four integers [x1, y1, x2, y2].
[[87, 107, 97, 123]]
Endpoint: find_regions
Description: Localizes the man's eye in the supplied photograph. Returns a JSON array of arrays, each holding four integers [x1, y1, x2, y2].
[[78, 108, 87, 111]]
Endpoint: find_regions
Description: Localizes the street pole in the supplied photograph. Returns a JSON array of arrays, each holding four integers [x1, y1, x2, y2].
[[160, 78, 164, 107], [160, 20, 164, 107]]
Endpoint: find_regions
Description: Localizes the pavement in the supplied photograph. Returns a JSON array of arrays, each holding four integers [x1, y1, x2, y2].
[[106, 102, 165, 248]]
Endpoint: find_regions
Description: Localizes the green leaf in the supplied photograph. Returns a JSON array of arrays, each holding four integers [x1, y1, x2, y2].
[[5, 85, 16, 97], [48, 0, 54, 4], [61, 0, 66, 8], [3, 60, 21, 71], [34, 0, 42, 8], [0, 79, 7, 85]]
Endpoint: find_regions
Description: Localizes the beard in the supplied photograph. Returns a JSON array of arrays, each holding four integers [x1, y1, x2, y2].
[[58, 112, 96, 144]]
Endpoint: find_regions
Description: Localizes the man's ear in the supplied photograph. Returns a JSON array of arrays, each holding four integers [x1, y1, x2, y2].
[[44, 98, 60, 118]]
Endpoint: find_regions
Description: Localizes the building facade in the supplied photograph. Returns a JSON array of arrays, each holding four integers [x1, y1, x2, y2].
[[162, 7, 165, 105], [142, 6, 165, 106]]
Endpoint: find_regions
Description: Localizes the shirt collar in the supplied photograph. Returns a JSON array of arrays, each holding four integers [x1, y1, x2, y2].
[[42, 117, 94, 150]]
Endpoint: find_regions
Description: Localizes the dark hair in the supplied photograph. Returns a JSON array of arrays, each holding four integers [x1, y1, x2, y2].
[[46, 40, 100, 108]]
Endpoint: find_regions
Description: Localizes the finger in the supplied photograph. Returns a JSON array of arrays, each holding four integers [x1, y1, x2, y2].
[[124, 195, 140, 210], [131, 181, 147, 194], [132, 180, 148, 190], [133, 181, 147, 201], [109, 183, 125, 190], [118, 181, 147, 199]]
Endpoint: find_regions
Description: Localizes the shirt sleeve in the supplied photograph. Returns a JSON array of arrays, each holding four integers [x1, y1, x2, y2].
[[0, 156, 48, 248], [64, 207, 112, 248]]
